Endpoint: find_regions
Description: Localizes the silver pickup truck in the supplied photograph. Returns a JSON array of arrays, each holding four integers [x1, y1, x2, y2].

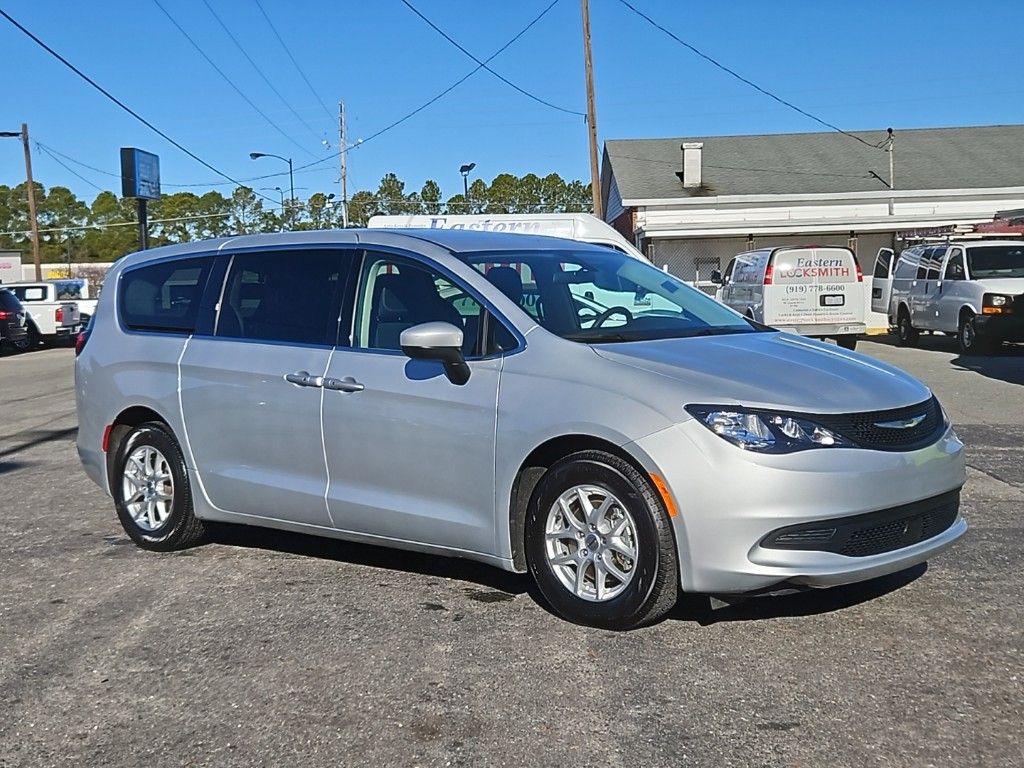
[[3, 281, 82, 349]]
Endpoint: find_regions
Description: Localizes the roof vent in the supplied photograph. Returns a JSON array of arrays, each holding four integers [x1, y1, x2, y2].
[[676, 142, 703, 188]]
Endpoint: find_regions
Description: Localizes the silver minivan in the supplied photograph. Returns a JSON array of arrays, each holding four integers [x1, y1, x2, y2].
[[75, 230, 966, 629]]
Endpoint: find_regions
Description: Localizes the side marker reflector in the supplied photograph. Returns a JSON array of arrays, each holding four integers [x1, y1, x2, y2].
[[102, 424, 113, 452], [649, 473, 678, 518]]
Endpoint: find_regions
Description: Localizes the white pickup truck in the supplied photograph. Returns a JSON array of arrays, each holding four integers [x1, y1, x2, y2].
[[2, 281, 82, 349]]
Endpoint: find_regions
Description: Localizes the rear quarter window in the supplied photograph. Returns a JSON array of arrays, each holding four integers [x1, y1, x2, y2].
[[120, 256, 212, 333]]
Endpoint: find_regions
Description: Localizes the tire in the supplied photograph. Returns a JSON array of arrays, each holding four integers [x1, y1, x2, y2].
[[835, 335, 858, 351], [958, 313, 995, 356], [11, 323, 39, 352], [896, 308, 919, 347], [113, 421, 206, 551], [525, 450, 678, 630]]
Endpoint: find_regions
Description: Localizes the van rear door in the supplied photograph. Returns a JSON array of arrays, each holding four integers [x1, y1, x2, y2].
[[767, 247, 862, 330], [870, 248, 895, 315]]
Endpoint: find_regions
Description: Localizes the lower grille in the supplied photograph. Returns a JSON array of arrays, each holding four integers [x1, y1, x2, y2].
[[761, 490, 961, 558]]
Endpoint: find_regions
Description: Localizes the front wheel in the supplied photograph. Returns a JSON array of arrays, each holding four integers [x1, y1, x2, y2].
[[958, 313, 996, 355], [835, 335, 858, 351], [113, 422, 206, 551], [526, 450, 678, 630]]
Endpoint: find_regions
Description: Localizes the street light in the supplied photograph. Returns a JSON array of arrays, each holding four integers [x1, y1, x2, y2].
[[459, 162, 476, 201], [250, 152, 294, 226], [259, 186, 285, 212]]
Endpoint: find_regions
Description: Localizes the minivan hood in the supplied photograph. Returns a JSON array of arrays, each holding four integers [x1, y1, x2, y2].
[[972, 278, 1024, 294], [592, 332, 931, 414]]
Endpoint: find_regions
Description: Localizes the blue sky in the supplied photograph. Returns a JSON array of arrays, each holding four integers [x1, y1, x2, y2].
[[2, 0, 1022, 207]]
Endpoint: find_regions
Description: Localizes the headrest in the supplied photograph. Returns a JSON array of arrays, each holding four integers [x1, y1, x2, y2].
[[486, 266, 523, 305]]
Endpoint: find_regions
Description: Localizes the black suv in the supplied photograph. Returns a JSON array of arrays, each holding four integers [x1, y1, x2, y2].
[[0, 288, 29, 351]]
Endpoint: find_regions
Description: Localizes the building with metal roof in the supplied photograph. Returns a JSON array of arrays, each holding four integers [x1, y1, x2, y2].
[[600, 124, 1024, 282]]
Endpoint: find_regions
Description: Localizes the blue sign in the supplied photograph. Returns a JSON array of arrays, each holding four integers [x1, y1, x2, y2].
[[120, 148, 161, 200]]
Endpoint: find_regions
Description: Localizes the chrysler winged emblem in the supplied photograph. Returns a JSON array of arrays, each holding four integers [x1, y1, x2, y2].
[[874, 414, 927, 430]]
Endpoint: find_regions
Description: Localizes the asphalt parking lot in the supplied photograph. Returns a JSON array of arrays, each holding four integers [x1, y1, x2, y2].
[[1, 339, 1022, 767]]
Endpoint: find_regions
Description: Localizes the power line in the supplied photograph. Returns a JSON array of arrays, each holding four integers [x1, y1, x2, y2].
[[615, 0, 887, 150], [0, 8, 280, 208], [151, 0, 317, 160], [399, 0, 585, 117], [288, 0, 567, 176], [199, 0, 327, 147], [35, 143, 107, 192], [25, 2, 565, 197], [252, 0, 334, 122]]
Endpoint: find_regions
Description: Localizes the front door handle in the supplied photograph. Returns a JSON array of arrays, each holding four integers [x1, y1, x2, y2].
[[284, 371, 323, 387], [323, 376, 364, 393]]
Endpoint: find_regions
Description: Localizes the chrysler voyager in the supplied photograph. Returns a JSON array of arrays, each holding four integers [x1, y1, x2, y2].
[[75, 230, 966, 629]]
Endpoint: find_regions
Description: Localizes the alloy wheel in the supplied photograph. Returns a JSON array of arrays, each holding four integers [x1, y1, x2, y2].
[[121, 445, 175, 532], [544, 485, 639, 602]]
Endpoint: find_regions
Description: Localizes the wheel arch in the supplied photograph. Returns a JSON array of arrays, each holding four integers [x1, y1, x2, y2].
[[507, 434, 653, 572], [105, 405, 173, 491]]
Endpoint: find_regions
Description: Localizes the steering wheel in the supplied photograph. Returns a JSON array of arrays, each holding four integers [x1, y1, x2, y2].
[[591, 305, 634, 328]]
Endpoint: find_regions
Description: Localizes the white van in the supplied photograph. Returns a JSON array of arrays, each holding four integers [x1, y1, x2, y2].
[[873, 240, 1024, 354], [368, 213, 648, 262], [713, 246, 866, 349]]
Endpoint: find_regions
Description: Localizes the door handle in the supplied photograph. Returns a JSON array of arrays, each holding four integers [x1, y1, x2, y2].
[[323, 376, 364, 393], [284, 371, 323, 388]]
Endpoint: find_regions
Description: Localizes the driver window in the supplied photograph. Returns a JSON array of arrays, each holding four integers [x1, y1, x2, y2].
[[944, 250, 965, 280], [355, 253, 515, 356]]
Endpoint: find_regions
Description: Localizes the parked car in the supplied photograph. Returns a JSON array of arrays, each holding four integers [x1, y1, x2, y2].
[[712, 246, 866, 349], [3, 280, 81, 349], [0, 288, 29, 351], [873, 240, 1024, 354], [76, 230, 966, 629]]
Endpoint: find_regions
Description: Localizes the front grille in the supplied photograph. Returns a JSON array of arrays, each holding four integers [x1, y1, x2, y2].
[[761, 490, 960, 558], [814, 396, 944, 451]]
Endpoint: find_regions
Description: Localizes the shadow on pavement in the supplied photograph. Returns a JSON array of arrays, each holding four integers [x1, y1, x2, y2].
[[207, 523, 533, 596], [0, 459, 32, 475], [0, 426, 78, 459], [208, 523, 929, 628], [950, 348, 1024, 386], [669, 563, 927, 626]]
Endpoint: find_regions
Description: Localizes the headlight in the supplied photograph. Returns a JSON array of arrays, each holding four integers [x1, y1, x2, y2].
[[685, 405, 855, 453], [983, 294, 1014, 314]]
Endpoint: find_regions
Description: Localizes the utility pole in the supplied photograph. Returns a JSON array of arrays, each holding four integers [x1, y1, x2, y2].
[[339, 100, 349, 228], [581, 0, 603, 219], [886, 127, 895, 216], [20, 124, 42, 280]]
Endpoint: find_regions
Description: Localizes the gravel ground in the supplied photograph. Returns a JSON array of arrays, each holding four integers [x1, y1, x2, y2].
[[1, 339, 1021, 767]]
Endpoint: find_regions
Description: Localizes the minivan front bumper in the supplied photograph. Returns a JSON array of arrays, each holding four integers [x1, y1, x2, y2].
[[626, 420, 966, 594]]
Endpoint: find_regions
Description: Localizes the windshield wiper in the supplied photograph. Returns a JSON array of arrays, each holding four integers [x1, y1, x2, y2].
[[564, 331, 634, 343]]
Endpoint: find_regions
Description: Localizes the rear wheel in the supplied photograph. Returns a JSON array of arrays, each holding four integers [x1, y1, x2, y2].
[[526, 450, 678, 630], [113, 422, 206, 551], [11, 323, 39, 352], [958, 312, 996, 355], [835, 335, 858, 351], [896, 308, 919, 347]]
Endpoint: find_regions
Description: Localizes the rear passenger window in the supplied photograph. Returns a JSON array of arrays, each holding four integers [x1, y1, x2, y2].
[[216, 250, 348, 346], [120, 257, 211, 333], [894, 251, 919, 279]]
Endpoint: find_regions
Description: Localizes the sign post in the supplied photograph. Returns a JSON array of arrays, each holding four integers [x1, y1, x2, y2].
[[120, 148, 161, 250]]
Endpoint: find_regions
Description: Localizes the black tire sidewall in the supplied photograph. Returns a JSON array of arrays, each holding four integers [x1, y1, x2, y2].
[[113, 423, 194, 550], [526, 455, 668, 629]]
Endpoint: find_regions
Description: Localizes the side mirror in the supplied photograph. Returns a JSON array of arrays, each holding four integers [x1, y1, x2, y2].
[[400, 321, 470, 385], [710, 269, 724, 284]]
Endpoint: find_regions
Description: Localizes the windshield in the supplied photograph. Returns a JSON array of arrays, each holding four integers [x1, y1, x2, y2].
[[460, 248, 761, 343], [967, 245, 1024, 279]]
